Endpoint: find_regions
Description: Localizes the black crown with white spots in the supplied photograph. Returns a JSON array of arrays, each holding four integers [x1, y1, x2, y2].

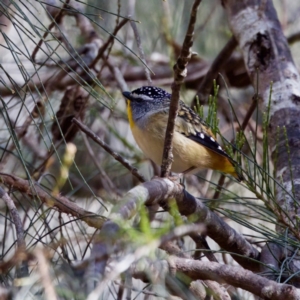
[[131, 86, 171, 99]]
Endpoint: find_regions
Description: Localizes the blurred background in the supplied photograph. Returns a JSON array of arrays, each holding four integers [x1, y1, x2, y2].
[[1, 0, 300, 299]]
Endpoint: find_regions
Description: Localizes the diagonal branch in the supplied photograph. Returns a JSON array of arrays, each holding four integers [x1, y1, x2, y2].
[[88, 177, 260, 276], [193, 36, 238, 106], [0, 173, 105, 229], [72, 118, 146, 183], [31, 0, 70, 62]]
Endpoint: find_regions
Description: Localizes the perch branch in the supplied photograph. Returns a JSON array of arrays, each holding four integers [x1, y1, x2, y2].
[[161, 0, 202, 177]]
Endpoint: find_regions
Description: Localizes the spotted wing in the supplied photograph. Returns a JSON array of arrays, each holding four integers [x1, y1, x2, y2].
[[175, 102, 231, 159]]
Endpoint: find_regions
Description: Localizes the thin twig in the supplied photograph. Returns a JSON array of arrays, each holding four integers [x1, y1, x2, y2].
[[31, 0, 70, 62], [240, 93, 260, 131], [191, 233, 218, 262], [130, 20, 152, 85], [161, 0, 202, 177], [72, 118, 146, 183], [0, 173, 104, 228], [97, 18, 129, 78], [105, 58, 128, 91], [89, 18, 128, 69], [35, 249, 58, 300], [116, 277, 125, 300], [0, 186, 25, 249], [81, 132, 121, 196], [0, 185, 29, 278]]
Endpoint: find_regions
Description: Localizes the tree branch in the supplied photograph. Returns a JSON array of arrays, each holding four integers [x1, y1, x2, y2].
[[72, 118, 146, 183], [87, 177, 260, 282], [193, 36, 238, 106], [132, 256, 300, 300], [161, 0, 202, 177], [0, 173, 104, 229]]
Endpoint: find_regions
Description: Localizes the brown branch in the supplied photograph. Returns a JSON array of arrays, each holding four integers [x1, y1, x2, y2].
[[173, 257, 300, 300], [72, 118, 146, 183], [87, 178, 259, 276], [31, 0, 70, 62], [130, 20, 152, 85], [193, 36, 238, 106], [161, 0, 202, 177], [80, 132, 120, 196], [0, 173, 104, 229], [287, 32, 300, 44], [0, 186, 25, 249], [89, 18, 128, 70], [131, 257, 300, 300]]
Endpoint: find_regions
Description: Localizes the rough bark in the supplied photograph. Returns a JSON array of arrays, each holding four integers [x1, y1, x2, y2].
[[223, 0, 300, 232], [223, 0, 300, 275], [131, 257, 300, 300]]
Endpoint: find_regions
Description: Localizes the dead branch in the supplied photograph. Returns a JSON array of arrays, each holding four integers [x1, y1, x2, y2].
[[0, 186, 25, 249], [132, 256, 300, 300], [0, 173, 105, 228], [85, 176, 260, 292]]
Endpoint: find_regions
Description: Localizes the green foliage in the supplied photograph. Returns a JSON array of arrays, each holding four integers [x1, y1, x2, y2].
[[205, 80, 219, 136]]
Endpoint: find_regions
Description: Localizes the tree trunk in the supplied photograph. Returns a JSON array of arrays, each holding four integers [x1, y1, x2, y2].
[[223, 0, 300, 276]]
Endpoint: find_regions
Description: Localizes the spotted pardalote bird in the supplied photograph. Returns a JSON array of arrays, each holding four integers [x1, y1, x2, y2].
[[123, 86, 242, 181]]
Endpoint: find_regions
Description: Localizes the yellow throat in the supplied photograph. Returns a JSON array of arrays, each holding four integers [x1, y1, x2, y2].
[[127, 101, 135, 128]]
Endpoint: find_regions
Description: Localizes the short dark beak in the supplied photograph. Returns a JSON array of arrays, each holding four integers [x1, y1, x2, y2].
[[122, 91, 132, 100], [123, 91, 140, 102]]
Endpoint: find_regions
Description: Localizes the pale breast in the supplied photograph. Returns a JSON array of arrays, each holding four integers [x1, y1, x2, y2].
[[131, 126, 199, 173], [131, 125, 164, 166]]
